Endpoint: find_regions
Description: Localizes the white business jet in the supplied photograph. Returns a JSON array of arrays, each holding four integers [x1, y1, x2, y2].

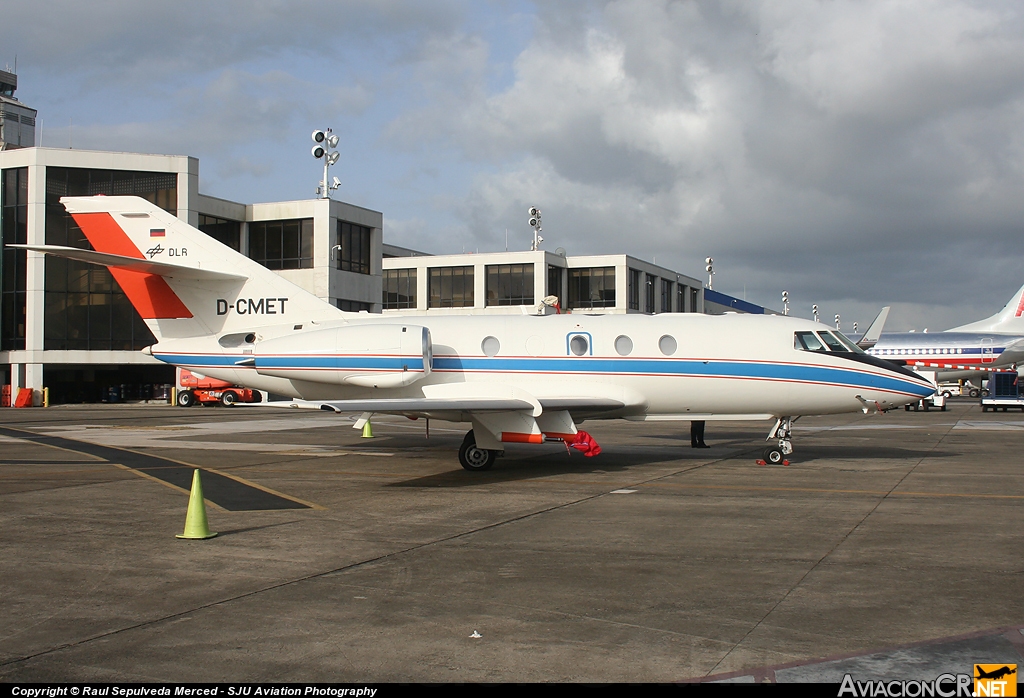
[[11, 196, 935, 469]]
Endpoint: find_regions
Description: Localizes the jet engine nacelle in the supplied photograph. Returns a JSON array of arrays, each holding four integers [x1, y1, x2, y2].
[[253, 324, 432, 389]]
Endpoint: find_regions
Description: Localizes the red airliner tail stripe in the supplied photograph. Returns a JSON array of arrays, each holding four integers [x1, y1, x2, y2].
[[70, 211, 193, 319]]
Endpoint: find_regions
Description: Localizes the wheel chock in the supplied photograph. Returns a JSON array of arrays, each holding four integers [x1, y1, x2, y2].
[[176, 469, 217, 540], [361, 420, 374, 438]]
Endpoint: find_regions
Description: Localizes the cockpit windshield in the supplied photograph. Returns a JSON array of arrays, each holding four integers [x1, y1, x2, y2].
[[817, 331, 846, 352], [833, 330, 867, 355], [794, 331, 826, 352], [794, 330, 867, 354]]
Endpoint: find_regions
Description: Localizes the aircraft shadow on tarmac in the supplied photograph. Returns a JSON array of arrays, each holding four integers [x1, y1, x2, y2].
[[386, 443, 753, 488], [385, 438, 962, 487], [785, 446, 961, 463]]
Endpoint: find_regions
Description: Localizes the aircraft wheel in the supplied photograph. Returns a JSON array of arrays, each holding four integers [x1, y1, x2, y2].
[[762, 446, 785, 465], [459, 430, 497, 471], [176, 390, 195, 407], [220, 391, 238, 407]]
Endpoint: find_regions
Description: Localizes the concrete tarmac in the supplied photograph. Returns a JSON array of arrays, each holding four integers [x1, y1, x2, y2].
[[1, 400, 1022, 683]]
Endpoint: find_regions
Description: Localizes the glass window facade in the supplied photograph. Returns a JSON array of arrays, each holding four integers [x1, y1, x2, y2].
[[337, 220, 371, 274], [661, 279, 673, 313], [1, 167, 27, 350], [645, 274, 657, 314], [44, 167, 176, 351], [568, 267, 615, 309], [677, 284, 688, 312], [198, 214, 241, 251], [628, 268, 641, 310], [429, 266, 474, 308], [248, 218, 313, 270], [337, 299, 372, 312], [383, 268, 416, 309], [486, 263, 534, 306], [690, 287, 699, 313], [547, 265, 563, 302]]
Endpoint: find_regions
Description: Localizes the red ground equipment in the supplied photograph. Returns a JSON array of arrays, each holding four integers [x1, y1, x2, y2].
[[176, 369, 261, 407]]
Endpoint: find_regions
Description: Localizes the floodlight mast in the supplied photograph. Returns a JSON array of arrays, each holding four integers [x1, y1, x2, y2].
[[528, 206, 543, 251], [311, 129, 341, 199]]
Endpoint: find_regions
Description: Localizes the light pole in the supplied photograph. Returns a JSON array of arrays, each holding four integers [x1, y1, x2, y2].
[[705, 257, 714, 290], [782, 290, 789, 316], [812, 304, 819, 323], [528, 207, 543, 251], [311, 129, 341, 199], [835, 314, 841, 330]]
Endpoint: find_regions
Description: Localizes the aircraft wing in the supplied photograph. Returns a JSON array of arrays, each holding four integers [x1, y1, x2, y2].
[[317, 396, 625, 415], [857, 306, 890, 349], [318, 397, 536, 414], [7, 244, 247, 281]]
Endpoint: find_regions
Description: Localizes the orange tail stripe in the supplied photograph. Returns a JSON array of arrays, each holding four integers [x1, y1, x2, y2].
[[500, 432, 545, 444], [71, 212, 192, 319]]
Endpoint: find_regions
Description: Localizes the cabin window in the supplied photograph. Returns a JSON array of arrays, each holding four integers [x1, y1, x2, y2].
[[658, 335, 677, 356], [614, 335, 633, 356], [481, 336, 500, 357], [570, 335, 589, 356]]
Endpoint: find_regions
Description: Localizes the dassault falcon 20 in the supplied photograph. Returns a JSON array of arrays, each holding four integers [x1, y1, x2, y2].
[[11, 196, 935, 468]]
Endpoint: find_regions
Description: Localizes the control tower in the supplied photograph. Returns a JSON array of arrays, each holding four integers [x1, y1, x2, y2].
[[0, 70, 37, 150]]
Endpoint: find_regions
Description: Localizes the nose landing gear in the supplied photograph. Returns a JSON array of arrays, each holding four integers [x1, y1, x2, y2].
[[761, 416, 796, 465]]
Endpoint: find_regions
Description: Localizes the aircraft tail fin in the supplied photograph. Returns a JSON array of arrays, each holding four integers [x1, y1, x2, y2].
[[856, 306, 890, 349], [948, 282, 1024, 333], [45, 196, 342, 342]]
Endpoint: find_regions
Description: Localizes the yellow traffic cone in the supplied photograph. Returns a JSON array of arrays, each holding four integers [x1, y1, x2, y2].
[[361, 420, 374, 438], [176, 469, 217, 539]]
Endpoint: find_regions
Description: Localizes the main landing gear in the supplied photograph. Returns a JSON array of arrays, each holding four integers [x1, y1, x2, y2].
[[459, 430, 502, 472], [762, 416, 796, 465]]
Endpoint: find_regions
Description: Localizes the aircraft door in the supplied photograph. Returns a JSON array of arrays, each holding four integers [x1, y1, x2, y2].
[[982, 337, 994, 363]]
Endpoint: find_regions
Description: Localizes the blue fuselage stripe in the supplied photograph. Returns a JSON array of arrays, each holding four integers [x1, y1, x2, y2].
[[154, 353, 933, 397]]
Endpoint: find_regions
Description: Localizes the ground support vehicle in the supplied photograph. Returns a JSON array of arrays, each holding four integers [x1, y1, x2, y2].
[[176, 369, 262, 407], [905, 370, 947, 411], [980, 372, 1024, 412]]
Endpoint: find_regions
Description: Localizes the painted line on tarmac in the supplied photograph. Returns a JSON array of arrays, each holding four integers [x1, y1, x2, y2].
[[628, 480, 1024, 500], [0, 426, 318, 512]]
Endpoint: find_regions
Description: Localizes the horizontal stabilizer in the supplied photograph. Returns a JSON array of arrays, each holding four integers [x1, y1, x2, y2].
[[7, 244, 247, 281]]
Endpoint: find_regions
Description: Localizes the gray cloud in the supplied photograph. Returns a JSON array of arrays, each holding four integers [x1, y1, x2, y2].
[[382, 0, 1024, 329]]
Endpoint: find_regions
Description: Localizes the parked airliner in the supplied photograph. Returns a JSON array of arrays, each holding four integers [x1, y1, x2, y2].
[[862, 284, 1024, 381], [10, 196, 935, 468]]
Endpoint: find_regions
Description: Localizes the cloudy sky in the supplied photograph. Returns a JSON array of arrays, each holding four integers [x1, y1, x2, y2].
[[4, 0, 1024, 331]]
